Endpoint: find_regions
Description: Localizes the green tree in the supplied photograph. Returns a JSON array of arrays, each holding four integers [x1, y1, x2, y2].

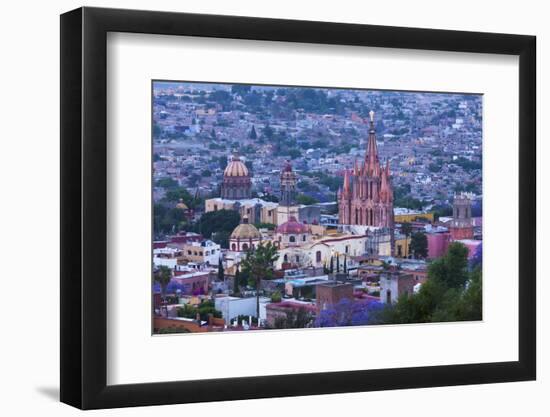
[[249, 125, 257, 139], [254, 222, 276, 230], [153, 204, 187, 236], [400, 222, 413, 258], [271, 290, 282, 303], [262, 123, 274, 139], [241, 242, 280, 319], [155, 177, 178, 189], [195, 209, 240, 242], [271, 308, 312, 329], [233, 265, 241, 295], [153, 123, 162, 137], [231, 84, 252, 96], [437, 242, 469, 289], [382, 241, 478, 324], [218, 156, 228, 170], [217, 257, 224, 282], [155, 265, 172, 299], [163, 187, 203, 209], [401, 222, 413, 238], [295, 194, 319, 205], [410, 231, 428, 259], [211, 230, 231, 249]]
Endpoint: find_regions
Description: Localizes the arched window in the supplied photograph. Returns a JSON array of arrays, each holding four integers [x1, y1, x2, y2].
[[242, 243, 249, 251], [302, 235, 306, 241], [289, 235, 296, 243], [370, 209, 373, 225], [316, 251, 322, 262], [231, 243, 236, 251], [295, 255, 300, 263], [283, 254, 288, 262]]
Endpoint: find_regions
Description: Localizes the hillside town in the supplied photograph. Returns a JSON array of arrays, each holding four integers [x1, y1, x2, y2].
[[152, 82, 483, 334]]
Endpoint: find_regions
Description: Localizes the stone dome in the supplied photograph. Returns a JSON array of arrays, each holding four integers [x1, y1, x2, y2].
[[230, 222, 261, 240], [224, 156, 249, 177], [276, 216, 308, 234]]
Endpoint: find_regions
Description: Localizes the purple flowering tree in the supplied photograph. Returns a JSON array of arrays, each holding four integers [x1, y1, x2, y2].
[[316, 298, 385, 327], [470, 242, 482, 269]]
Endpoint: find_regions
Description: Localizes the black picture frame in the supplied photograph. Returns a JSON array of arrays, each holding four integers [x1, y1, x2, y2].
[[60, 6, 536, 410]]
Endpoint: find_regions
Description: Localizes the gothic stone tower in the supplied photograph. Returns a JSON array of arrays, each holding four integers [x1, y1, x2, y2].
[[338, 111, 394, 229], [280, 160, 297, 206], [277, 160, 300, 225], [450, 193, 474, 240]]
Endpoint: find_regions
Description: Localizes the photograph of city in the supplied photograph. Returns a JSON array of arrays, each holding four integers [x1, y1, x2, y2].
[[152, 81, 483, 334]]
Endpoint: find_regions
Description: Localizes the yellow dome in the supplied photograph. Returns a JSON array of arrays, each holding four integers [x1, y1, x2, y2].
[[230, 223, 261, 240], [176, 202, 188, 210], [224, 156, 249, 177]]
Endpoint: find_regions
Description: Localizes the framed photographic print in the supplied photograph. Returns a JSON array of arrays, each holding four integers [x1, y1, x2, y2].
[[60, 6, 536, 410]]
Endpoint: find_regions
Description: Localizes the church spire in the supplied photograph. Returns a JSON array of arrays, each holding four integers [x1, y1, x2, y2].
[[366, 110, 380, 175], [342, 169, 351, 198], [380, 159, 393, 203]]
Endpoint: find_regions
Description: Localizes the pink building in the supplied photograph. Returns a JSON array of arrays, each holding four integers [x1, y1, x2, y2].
[[337, 111, 394, 228], [171, 271, 210, 295], [427, 232, 450, 259]]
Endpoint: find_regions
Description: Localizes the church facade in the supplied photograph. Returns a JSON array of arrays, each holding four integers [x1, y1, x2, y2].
[[338, 111, 394, 229]]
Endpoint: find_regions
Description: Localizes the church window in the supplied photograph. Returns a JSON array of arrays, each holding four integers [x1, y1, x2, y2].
[[284, 254, 288, 262], [242, 243, 249, 250], [289, 235, 296, 243], [231, 243, 236, 251], [302, 235, 306, 241], [316, 251, 322, 262]]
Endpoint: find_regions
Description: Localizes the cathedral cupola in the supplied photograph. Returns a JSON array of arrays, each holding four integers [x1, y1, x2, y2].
[[221, 154, 252, 200]]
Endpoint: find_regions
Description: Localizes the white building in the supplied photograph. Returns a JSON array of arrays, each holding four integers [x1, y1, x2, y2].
[[153, 247, 181, 269], [215, 296, 271, 321], [182, 239, 221, 266]]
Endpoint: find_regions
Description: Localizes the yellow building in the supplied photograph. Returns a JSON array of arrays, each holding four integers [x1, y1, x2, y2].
[[394, 210, 434, 223], [394, 235, 411, 258], [205, 197, 279, 225]]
